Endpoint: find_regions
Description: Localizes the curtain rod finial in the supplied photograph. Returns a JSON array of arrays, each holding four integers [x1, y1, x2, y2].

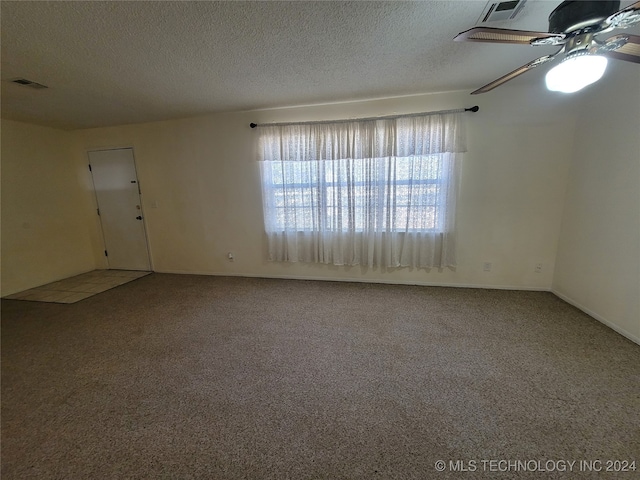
[[250, 123, 258, 128], [466, 106, 479, 112]]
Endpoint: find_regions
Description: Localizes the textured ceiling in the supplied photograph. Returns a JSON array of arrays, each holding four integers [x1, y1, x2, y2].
[[0, 1, 636, 130]]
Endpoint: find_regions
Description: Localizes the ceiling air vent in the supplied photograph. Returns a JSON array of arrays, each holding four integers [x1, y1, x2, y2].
[[11, 78, 48, 89], [478, 0, 527, 24]]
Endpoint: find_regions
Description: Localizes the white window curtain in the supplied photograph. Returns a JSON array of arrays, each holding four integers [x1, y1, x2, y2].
[[258, 111, 466, 268]]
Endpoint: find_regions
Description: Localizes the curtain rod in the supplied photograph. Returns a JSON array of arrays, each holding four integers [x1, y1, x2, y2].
[[249, 106, 478, 128]]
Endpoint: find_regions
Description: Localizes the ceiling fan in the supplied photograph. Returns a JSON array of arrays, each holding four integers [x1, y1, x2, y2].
[[454, 1, 640, 94]]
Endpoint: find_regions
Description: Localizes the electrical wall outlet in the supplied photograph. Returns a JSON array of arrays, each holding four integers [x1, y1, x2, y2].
[[535, 262, 543, 273], [483, 262, 492, 272], [227, 252, 235, 261]]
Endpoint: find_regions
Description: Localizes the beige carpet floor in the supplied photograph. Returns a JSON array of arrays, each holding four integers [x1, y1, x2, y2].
[[2, 274, 639, 479]]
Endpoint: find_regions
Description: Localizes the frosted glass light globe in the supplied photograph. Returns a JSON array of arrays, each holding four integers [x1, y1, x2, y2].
[[545, 54, 608, 93]]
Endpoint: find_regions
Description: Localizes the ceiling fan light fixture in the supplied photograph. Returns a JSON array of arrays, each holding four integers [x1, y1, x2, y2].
[[545, 52, 608, 93]]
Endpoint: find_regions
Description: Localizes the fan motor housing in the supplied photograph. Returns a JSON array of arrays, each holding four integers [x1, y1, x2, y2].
[[548, 0, 620, 33]]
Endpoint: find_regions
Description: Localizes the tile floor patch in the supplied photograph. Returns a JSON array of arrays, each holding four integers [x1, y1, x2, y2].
[[3, 270, 151, 304]]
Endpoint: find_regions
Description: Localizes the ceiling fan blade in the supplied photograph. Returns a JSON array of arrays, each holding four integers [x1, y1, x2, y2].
[[454, 27, 564, 45], [603, 1, 640, 29], [471, 54, 559, 95], [597, 34, 640, 63]]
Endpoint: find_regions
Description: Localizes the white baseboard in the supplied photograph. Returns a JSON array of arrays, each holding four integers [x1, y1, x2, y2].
[[552, 289, 640, 346], [152, 268, 548, 291]]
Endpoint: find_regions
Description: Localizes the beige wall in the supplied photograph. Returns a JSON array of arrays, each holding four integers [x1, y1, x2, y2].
[[553, 61, 640, 343], [75, 86, 574, 289], [1, 120, 99, 295]]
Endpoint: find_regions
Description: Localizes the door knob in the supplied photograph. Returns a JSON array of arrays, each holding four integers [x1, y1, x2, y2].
[[136, 216, 143, 220]]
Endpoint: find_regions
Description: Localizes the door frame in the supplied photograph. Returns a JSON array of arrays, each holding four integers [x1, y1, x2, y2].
[[87, 146, 153, 271]]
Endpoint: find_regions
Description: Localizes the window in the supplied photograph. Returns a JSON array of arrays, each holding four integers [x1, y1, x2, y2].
[[263, 155, 448, 232], [258, 112, 466, 268]]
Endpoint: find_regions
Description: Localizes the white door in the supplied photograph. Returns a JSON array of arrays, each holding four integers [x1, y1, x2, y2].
[[88, 148, 151, 271]]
